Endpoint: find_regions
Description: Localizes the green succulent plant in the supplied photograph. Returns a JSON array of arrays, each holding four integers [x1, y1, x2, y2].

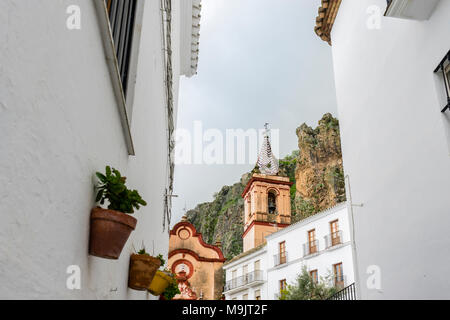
[[162, 272, 180, 300], [95, 166, 147, 214], [137, 249, 149, 255], [156, 254, 166, 267]]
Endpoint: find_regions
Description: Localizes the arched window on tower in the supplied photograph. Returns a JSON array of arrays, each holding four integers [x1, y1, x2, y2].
[[268, 190, 277, 214]]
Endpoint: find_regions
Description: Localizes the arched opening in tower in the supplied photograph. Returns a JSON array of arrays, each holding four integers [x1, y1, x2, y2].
[[268, 191, 277, 214]]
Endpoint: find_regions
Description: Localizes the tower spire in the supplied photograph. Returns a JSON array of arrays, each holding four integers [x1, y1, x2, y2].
[[256, 123, 279, 175]]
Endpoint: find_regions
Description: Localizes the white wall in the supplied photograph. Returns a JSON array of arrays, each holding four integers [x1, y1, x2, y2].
[[0, 0, 189, 299], [331, 0, 450, 299], [266, 204, 354, 299]]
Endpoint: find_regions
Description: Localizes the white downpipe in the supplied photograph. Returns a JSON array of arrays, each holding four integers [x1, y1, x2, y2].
[[345, 174, 363, 300]]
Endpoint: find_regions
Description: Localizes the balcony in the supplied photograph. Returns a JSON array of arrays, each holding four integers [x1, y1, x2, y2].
[[302, 240, 319, 257], [224, 270, 264, 293], [328, 282, 356, 300], [273, 252, 288, 267], [324, 231, 343, 249], [251, 212, 291, 225]]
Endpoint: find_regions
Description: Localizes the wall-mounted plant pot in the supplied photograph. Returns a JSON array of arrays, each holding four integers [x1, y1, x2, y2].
[[148, 270, 172, 296], [89, 207, 137, 259], [128, 254, 161, 291]]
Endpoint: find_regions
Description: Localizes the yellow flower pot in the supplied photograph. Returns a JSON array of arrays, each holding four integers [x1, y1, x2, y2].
[[148, 270, 172, 296]]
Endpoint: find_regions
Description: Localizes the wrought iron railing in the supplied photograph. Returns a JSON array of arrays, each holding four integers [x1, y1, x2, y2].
[[324, 230, 343, 248], [251, 212, 291, 225], [273, 252, 288, 266], [303, 240, 319, 256], [328, 282, 356, 300], [224, 270, 264, 292]]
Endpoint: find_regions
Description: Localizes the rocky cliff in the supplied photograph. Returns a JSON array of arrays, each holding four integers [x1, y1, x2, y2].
[[186, 113, 346, 260], [292, 113, 346, 222]]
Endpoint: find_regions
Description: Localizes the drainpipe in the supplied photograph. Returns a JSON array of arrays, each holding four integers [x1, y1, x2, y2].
[[345, 174, 363, 300]]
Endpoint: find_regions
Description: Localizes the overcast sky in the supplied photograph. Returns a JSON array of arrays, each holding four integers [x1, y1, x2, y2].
[[172, 0, 338, 224]]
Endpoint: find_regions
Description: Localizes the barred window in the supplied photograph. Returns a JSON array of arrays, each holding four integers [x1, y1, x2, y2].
[[105, 0, 137, 96]]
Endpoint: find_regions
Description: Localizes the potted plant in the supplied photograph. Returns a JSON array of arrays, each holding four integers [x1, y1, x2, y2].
[[147, 254, 180, 299], [148, 267, 180, 299], [89, 166, 147, 259], [128, 246, 161, 291], [161, 274, 181, 300]]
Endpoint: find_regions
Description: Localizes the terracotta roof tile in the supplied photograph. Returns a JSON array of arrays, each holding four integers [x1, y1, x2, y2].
[[314, 0, 342, 45]]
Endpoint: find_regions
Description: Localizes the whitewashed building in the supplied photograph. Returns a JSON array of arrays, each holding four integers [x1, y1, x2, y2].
[[266, 203, 354, 300], [223, 203, 355, 300], [223, 245, 267, 300], [0, 0, 201, 299], [315, 0, 450, 299]]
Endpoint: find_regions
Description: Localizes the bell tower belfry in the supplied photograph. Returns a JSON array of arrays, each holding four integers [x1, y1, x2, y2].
[[241, 125, 293, 252]]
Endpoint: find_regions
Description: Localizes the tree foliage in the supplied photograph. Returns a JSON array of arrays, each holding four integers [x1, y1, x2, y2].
[[279, 266, 338, 300]]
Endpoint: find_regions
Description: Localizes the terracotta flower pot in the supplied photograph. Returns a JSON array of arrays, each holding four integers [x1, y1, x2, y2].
[[89, 207, 137, 259], [128, 254, 161, 291], [148, 270, 172, 296]]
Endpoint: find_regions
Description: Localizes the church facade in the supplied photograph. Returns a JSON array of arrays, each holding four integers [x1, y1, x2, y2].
[[168, 217, 226, 300]]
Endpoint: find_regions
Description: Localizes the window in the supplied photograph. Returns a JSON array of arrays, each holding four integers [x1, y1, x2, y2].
[[255, 290, 261, 300], [308, 229, 317, 254], [333, 263, 344, 288], [105, 0, 137, 95], [279, 279, 287, 294], [310, 269, 318, 284], [445, 63, 450, 103], [231, 269, 238, 288], [243, 265, 248, 282], [330, 220, 341, 246], [268, 191, 277, 214], [254, 260, 260, 271], [279, 241, 286, 264], [434, 50, 450, 112]]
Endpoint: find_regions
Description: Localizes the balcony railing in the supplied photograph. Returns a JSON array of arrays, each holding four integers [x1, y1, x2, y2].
[[302, 240, 319, 257], [251, 212, 291, 225], [324, 230, 343, 249], [224, 270, 264, 292], [328, 282, 356, 300], [273, 252, 288, 267]]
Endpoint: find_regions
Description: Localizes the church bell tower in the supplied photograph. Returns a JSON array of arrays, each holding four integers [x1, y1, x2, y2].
[[241, 125, 293, 252]]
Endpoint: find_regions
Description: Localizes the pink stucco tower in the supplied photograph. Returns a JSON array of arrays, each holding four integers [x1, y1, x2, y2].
[[241, 128, 293, 252]]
